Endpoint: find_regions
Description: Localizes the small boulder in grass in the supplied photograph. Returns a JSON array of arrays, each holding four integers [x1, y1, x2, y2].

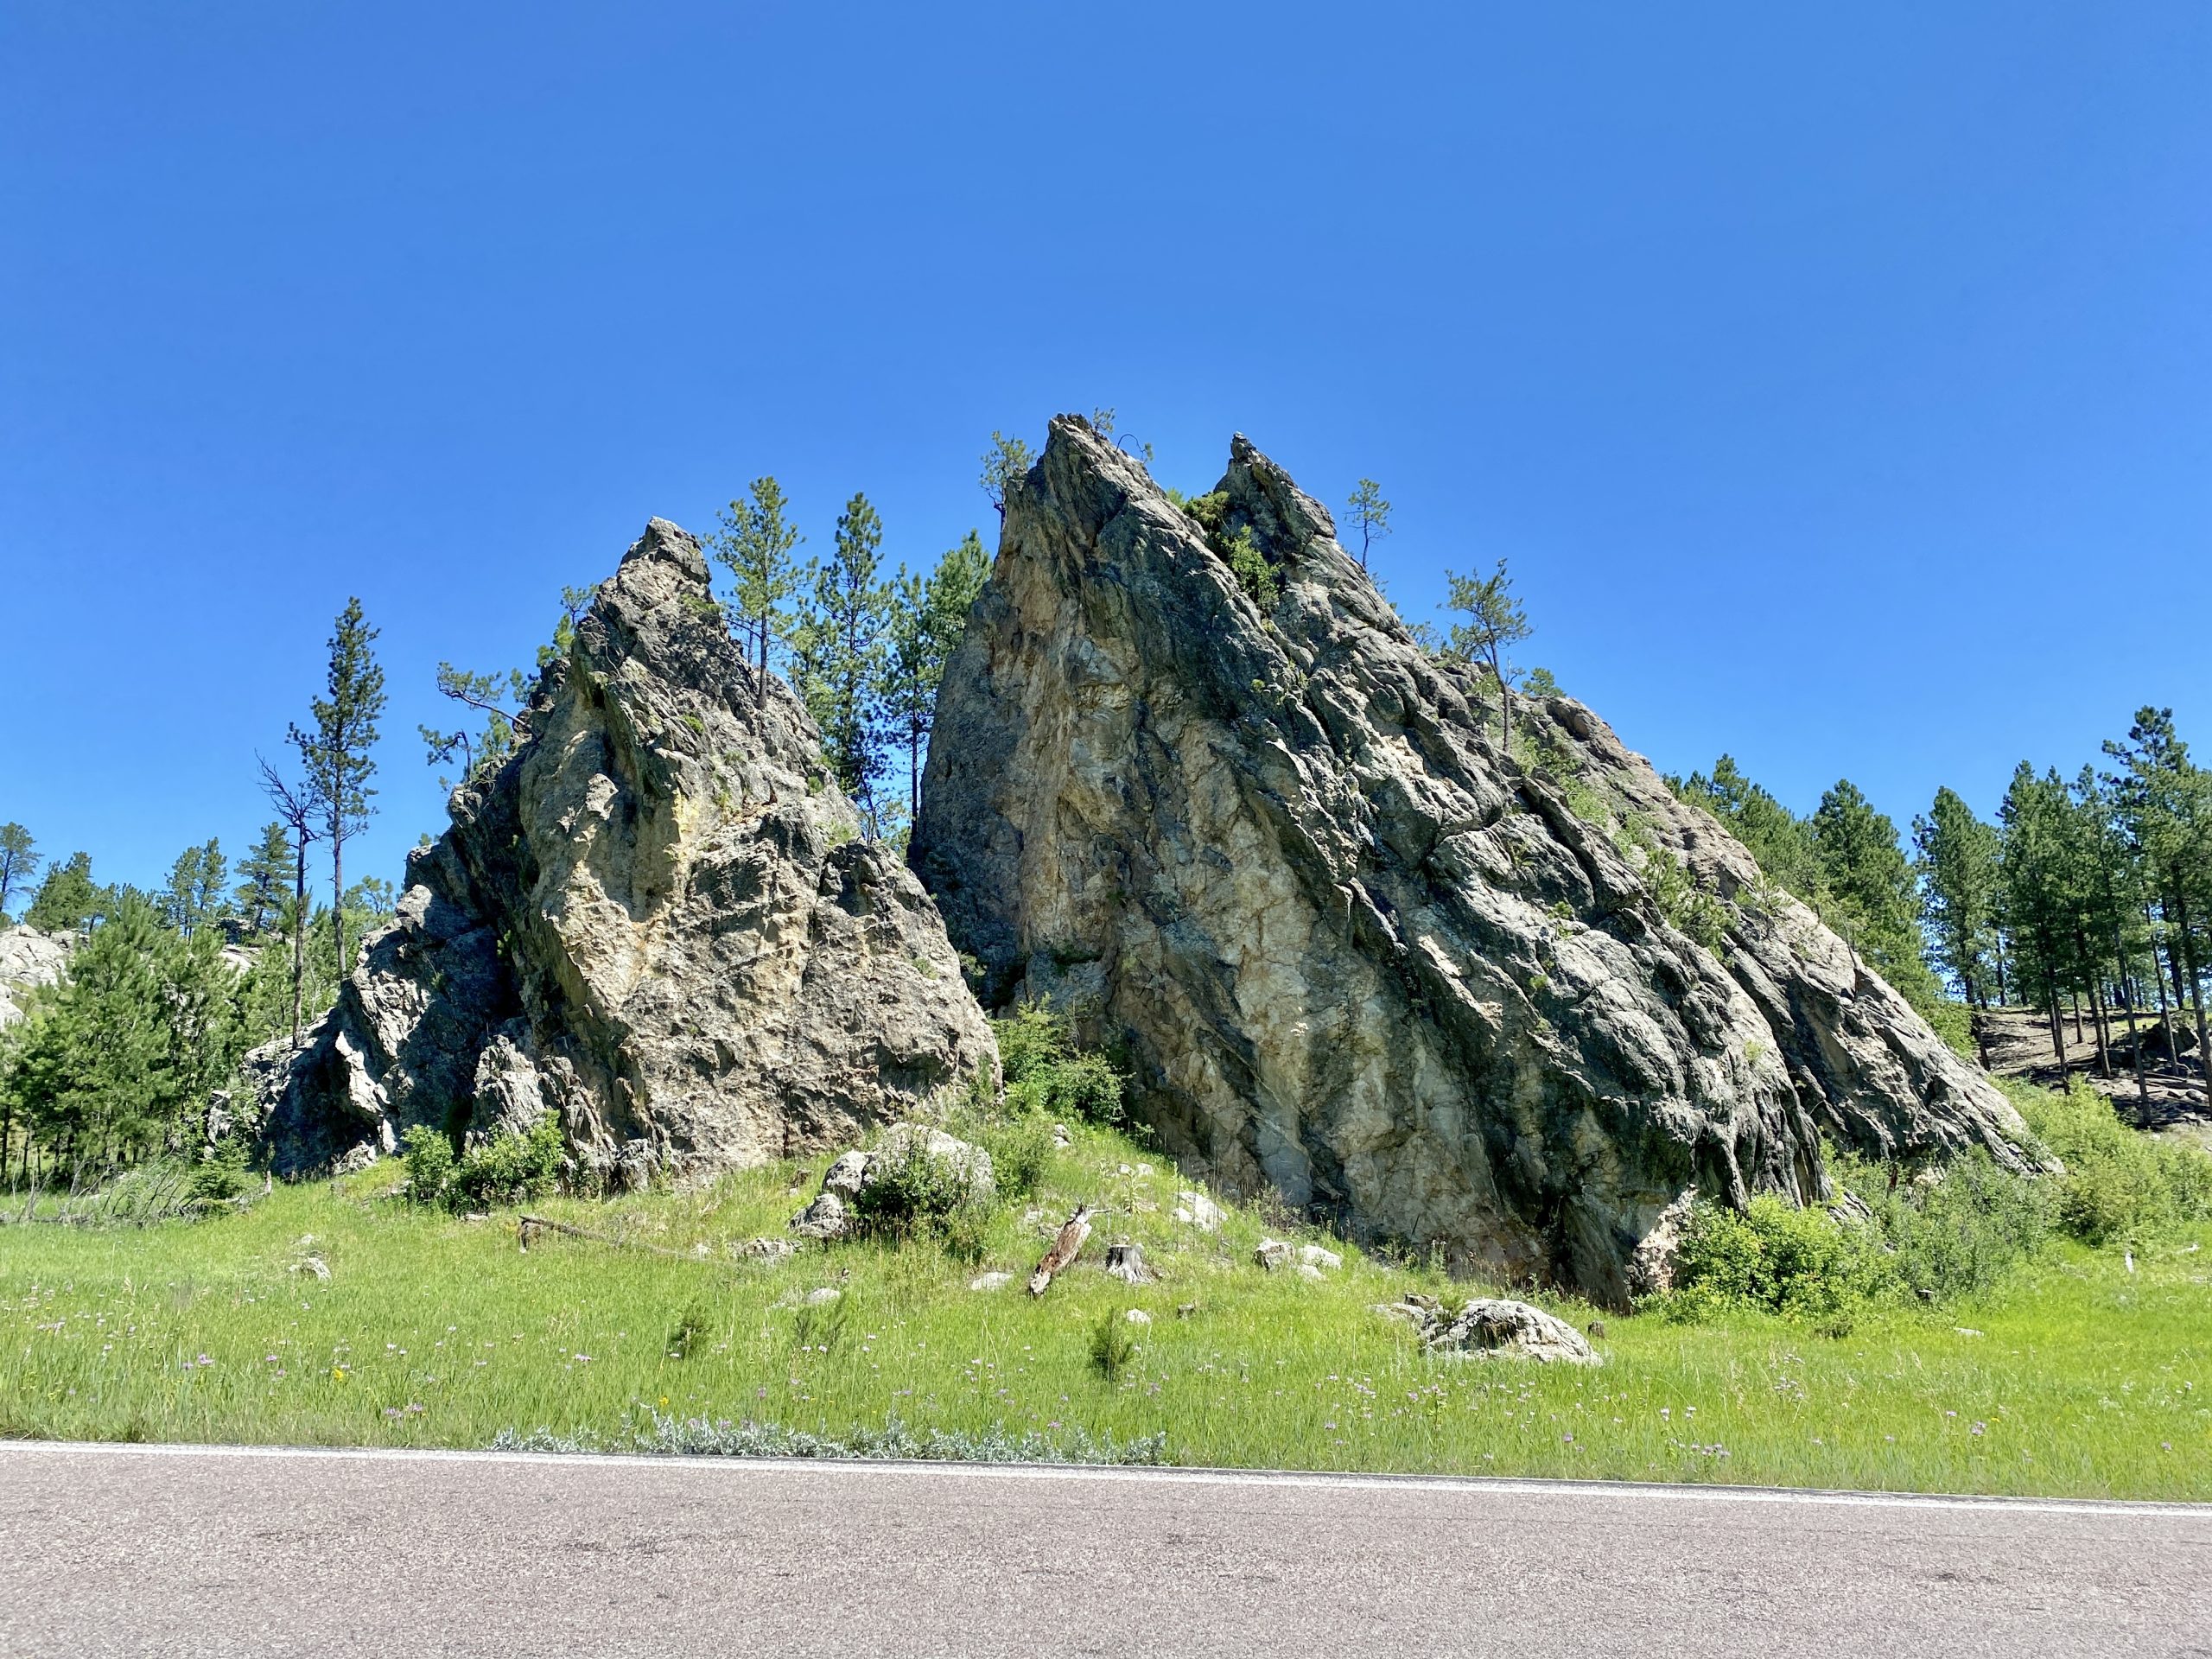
[[1254, 1238, 1295, 1271], [1173, 1190, 1226, 1232], [1297, 1244, 1343, 1271], [969, 1271, 1014, 1293], [1399, 1298, 1600, 1366]]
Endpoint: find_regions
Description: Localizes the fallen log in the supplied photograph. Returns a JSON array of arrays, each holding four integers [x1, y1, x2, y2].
[[1027, 1205, 1094, 1296]]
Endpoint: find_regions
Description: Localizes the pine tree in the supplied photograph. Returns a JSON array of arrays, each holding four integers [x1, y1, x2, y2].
[[793, 493, 891, 831], [711, 476, 804, 726], [1914, 787, 2002, 1020], [289, 599, 386, 984], [1669, 755, 1826, 904], [257, 760, 321, 1045], [0, 824, 38, 921], [233, 823, 293, 937], [421, 664, 527, 791], [2104, 708, 2212, 1096], [23, 852, 105, 935], [1812, 779, 1941, 1009], [1441, 561, 1533, 751], [980, 433, 1033, 524], [1344, 479, 1391, 571], [880, 530, 991, 823]]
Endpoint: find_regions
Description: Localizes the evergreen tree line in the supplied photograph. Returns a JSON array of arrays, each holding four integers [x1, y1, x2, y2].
[[1672, 706, 2212, 1102]]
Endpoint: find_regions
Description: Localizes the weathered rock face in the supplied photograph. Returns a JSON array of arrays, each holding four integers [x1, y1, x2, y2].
[[0, 925, 71, 1028], [257, 519, 998, 1181], [912, 416, 2031, 1305]]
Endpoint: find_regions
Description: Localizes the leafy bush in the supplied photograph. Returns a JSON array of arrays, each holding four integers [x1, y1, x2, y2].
[[2018, 1081, 2212, 1246], [1668, 1194, 1883, 1327], [991, 1000, 1126, 1127], [850, 1137, 980, 1242], [1223, 525, 1280, 609], [995, 999, 1071, 1085], [937, 1203, 993, 1266], [1837, 1149, 2053, 1304], [403, 1114, 565, 1212], [400, 1123, 458, 1206], [982, 1114, 1056, 1199]]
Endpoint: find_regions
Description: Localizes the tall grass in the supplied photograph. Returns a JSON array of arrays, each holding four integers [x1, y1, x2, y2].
[[3, 1100, 2207, 1498]]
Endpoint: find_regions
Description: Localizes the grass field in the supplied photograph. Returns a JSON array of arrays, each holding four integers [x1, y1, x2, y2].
[[3, 1116, 2208, 1499]]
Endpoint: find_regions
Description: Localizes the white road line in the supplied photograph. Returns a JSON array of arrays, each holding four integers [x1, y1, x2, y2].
[[6, 1438, 2206, 1519]]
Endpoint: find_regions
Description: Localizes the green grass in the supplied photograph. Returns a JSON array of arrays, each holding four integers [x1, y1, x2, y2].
[[3, 1118, 2207, 1498]]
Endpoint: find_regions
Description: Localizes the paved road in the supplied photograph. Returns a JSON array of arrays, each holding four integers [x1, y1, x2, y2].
[[3, 1443, 2208, 1658]]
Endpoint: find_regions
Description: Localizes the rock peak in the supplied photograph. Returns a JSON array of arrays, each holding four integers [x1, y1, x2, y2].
[[914, 427, 2029, 1305], [255, 518, 996, 1183]]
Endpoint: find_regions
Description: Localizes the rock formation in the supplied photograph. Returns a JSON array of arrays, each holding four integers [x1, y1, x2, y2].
[[0, 925, 71, 1028], [911, 416, 2033, 1305], [255, 519, 997, 1182]]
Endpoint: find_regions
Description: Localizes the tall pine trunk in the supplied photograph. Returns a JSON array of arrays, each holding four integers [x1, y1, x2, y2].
[[332, 830, 346, 988], [289, 839, 308, 1043], [2176, 885, 2211, 1103]]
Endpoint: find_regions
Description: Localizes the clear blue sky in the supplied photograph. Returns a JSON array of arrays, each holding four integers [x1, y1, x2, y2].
[[3, 3, 2208, 901]]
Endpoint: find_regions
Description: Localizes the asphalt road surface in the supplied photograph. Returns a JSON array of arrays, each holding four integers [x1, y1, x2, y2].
[[3, 1442, 2208, 1657]]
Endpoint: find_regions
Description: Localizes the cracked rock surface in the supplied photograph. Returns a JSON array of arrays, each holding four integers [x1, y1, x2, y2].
[[255, 519, 997, 1182], [911, 416, 2030, 1304]]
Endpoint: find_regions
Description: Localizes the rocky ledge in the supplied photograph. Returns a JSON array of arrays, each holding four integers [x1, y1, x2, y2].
[[254, 519, 998, 1183], [910, 416, 2031, 1305]]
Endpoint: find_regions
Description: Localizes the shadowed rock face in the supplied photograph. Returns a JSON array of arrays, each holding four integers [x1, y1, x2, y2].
[[911, 416, 2031, 1304], [257, 519, 998, 1183]]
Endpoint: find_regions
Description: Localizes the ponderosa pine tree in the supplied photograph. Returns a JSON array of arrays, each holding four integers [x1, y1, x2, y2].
[[793, 493, 891, 832], [1914, 788, 2002, 1022], [712, 477, 804, 728], [1441, 560, 1532, 751], [233, 823, 292, 937], [0, 824, 38, 921], [1669, 755, 1826, 905], [980, 433, 1033, 524], [880, 530, 989, 822], [23, 852, 104, 935], [257, 759, 321, 1045], [1344, 479, 1391, 572], [290, 598, 386, 982], [1812, 779, 1942, 1010], [2105, 708, 2212, 1096], [161, 838, 228, 938]]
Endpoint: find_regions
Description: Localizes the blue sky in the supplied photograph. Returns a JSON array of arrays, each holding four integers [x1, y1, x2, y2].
[[3, 3, 2208, 902]]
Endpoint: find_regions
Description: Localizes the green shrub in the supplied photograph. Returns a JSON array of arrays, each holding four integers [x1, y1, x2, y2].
[[1838, 1149, 2053, 1304], [1223, 525, 1279, 609], [1039, 1052, 1124, 1128], [983, 1114, 1056, 1199], [995, 999, 1071, 1085], [1668, 1194, 1882, 1327], [2016, 1081, 2212, 1247], [990, 999, 1126, 1127], [850, 1138, 978, 1242], [403, 1114, 564, 1212], [452, 1113, 567, 1211], [400, 1124, 458, 1207], [938, 1204, 993, 1266]]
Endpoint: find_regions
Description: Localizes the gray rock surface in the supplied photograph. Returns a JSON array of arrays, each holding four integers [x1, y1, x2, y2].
[[911, 416, 2033, 1304], [1390, 1296, 1601, 1365], [0, 925, 71, 1028], [255, 519, 998, 1180]]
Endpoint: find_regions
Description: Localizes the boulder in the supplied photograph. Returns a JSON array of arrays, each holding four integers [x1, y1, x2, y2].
[[912, 416, 2035, 1305], [1389, 1296, 1599, 1365], [251, 519, 998, 1180], [1172, 1189, 1226, 1232]]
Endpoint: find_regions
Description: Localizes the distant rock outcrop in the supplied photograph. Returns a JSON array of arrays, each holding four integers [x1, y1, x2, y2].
[[0, 925, 71, 1028], [911, 416, 2032, 1304], [254, 519, 998, 1182]]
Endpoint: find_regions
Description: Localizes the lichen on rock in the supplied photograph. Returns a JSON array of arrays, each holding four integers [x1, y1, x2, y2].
[[910, 415, 2033, 1306], [253, 518, 998, 1184]]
